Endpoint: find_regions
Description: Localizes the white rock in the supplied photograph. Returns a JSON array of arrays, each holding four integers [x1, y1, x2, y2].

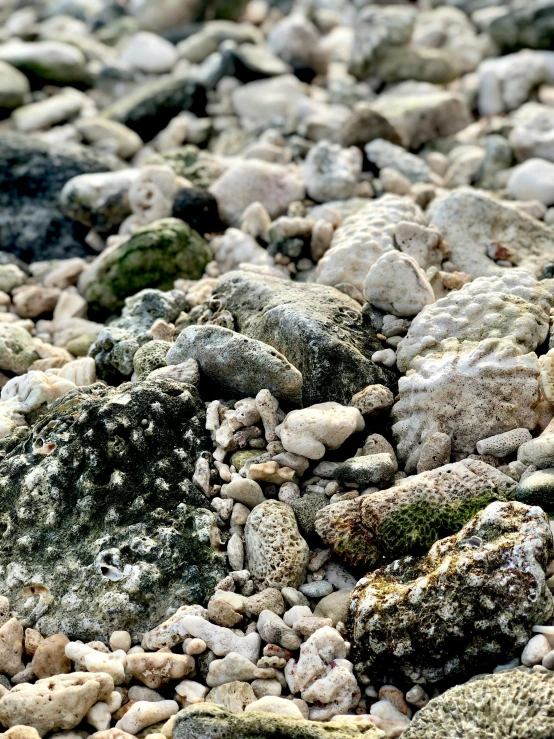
[[1, 370, 76, 415], [518, 433, 554, 469], [115, 700, 179, 734], [120, 32, 178, 74], [363, 251, 435, 317], [12, 90, 83, 133], [284, 606, 312, 628], [174, 680, 208, 704], [245, 696, 304, 718], [508, 158, 554, 207], [509, 102, 554, 163], [141, 605, 206, 650], [257, 610, 301, 651], [371, 349, 396, 368], [214, 228, 273, 273], [521, 634, 552, 667], [222, 477, 265, 508], [303, 142, 362, 203], [477, 51, 548, 116], [178, 615, 260, 663], [206, 651, 275, 688], [109, 631, 131, 653], [370, 699, 411, 727], [476, 429, 532, 457], [351, 384, 394, 416]]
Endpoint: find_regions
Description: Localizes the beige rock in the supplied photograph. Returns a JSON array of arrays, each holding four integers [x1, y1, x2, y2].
[[31, 634, 71, 679], [0, 619, 24, 678], [247, 462, 296, 485], [174, 680, 208, 707], [363, 251, 435, 317], [109, 632, 132, 653], [115, 700, 178, 734], [245, 696, 304, 718], [25, 628, 44, 656], [126, 653, 194, 689], [89, 730, 136, 739], [140, 605, 206, 651], [351, 385, 394, 417], [207, 652, 275, 688], [0, 672, 114, 737], [12, 285, 60, 318], [1, 727, 42, 739], [206, 681, 257, 713], [44, 259, 87, 289]]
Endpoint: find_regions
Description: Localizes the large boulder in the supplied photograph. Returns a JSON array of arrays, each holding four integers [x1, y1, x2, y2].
[[214, 271, 396, 406], [0, 133, 121, 262], [349, 501, 553, 684], [0, 379, 226, 641]]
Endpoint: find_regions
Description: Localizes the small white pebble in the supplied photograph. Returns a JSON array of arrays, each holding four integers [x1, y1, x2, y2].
[[371, 349, 396, 367], [109, 631, 132, 653], [522, 634, 551, 666]]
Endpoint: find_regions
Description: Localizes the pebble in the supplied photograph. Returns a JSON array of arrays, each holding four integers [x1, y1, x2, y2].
[[522, 634, 552, 667]]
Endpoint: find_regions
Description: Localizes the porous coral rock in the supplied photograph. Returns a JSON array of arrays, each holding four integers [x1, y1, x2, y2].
[[0, 324, 39, 375], [392, 339, 540, 471], [133, 340, 171, 380], [316, 459, 516, 568], [1, 370, 76, 415], [276, 403, 364, 460], [402, 667, 554, 739], [349, 501, 553, 684], [245, 500, 309, 591], [316, 196, 424, 292], [396, 270, 552, 373], [0, 380, 226, 641]]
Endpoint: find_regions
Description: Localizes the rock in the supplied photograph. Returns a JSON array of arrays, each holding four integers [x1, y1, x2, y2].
[[132, 0, 248, 32], [350, 384, 394, 417], [79, 218, 211, 318], [89, 288, 186, 380], [393, 339, 540, 470], [266, 12, 319, 70], [257, 610, 301, 650], [11, 91, 83, 134], [416, 432, 452, 473], [0, 265, 27, 294], [0, 61, 30, 110], [177, 22, 262, 64], [303, 142, 362, 203], [126, 653, 194, 689], [213, 228, 273, 274], [337, 105, 403, 149], [363, 251, 435, 317], [116, 700, 179, 734], [348, 5, 415, 79], [521, 634, 552, 667], [317, 195, 423, 292], [223, 478, 265, 509], [175, 703, 386, 739], [402, 668, 554, 739], [133, 340, 172, 379], [313, 589, 352, 627], [75, 119, 143, 161], [0, 380, 226, 641], [378, 47, 461, 85], [12, 285, 61, 318], [178, 616, 261, 663], [0, 324, 39, 374], [369, 89, 471, 150], [166, 325, 303, 405], [31, 634, 71, 679], [0, 672, 114, 736], [365, 139, 433, 184], [0, 133, 121, 262], [0, 619, 24, 677], [316, 459, 516, 569], [60, 170, 139, 233], [290, 493, 328, 538], [102, 75, 206, 141], [349, 501, 553, 684], [0, 41, 87, 84], [209, 160, 305, 224], [428, 188, 554, 279], [509, 103, 554, 163], [277, 403, 364, 460], [215, 271, 395, 405], [120, 32, 178, 74], [518, 433, 554, 469], [245, 500, 309, 591], [489, 4, 554, 52], [396, 270, 552, 372], [231, 75, 308, 129], [476, 429, 532, 458], [172, 188, 222, 235], [206, 681, 256, 713], [245, 696, 303, 718], [333, 453, 396, 488], [515, 468, 554, 511], [477, 50, 548, 117], [508, 158, 554, 207]]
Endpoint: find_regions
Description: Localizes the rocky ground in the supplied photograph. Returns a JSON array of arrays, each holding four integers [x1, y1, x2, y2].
[[0, 0, 554, 737]]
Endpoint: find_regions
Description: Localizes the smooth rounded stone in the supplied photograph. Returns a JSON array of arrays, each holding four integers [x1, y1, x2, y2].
[[11, 91, 83, 134], [416, 432, 451, 474], [223, 478, 265, 509], [508, 158, 554, 207], [209, 160, 305, 224], [1, 729, 41, 739], [364, 139, 433, 184], [317, 195, 424, 292], [127, 653, 194, 689], [172, 188, 222, 235], [316, 459, 516, 569], [402, 668, 554, 739], [369, 89, 471, 150], [245, 696, 303, 718], [0, 264, 27, 294], [215, 271, 396, 406], [277, 403, 364, 460], [132, 0, 248, 32], [0, 61, 30, 110], [232, 43, 290, 79], [428, 188, 554, 279], [79, 218, 211, 318], [515, 468, 554, 510], [489, 3, 554, 52], [266, 12, 319, 69], [0, 40, 87, 83], [110, 631, 132, 652], [518, 433, 554, 469], [338, 104, 402, 149], [177, 21, 262, 63], [313, 589, 352, 626], [257, 610, 301, 650], [298, 581, 333, 599], [521, 634, 552, 667], [363, 251, 435, 317], [60, 169, 140, 232], [75, 119, 143, 160], [206, 681, 256, 713], [0, 380, 226, 641], [0, 133, 122, 262], [350, 501, 553, 685], [231, 75, 308, 128], [509, 103, 554, 163], [116, 699, 179, 734], [477, 51, 548, 117], [303, 142, 362, 203], [245, 500, 309, 591], [393, 339, 540, 471], [166, 325, 303, 405], [213, 227, 273, 273], [101, 75, 206, 141], [334, 453, 396, 487], [0, 618, 24, 677], [120, 32, 178, 74], [31, 634, 71, 679], [0, 672, 114, 737], [173, 704, 386, 739], [290, 493, 328, 538], [476, 428, 532, 458]]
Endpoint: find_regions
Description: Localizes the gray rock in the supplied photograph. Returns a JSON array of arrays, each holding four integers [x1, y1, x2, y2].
[[0, 324, 39, 374], [314, 589, 352, 626], [489, 4, 554, 52], [0, 133, 121, 262], [515, 468, 554, 512], [365, 139, 433, 183], [0, 40, 87, 84], [0, 61, 29, 110], [214, 271, 396, 405], [166, 324, 303, 405], [349, 5, 416, 79], [89, 288, 187, 382], [337, 103, 403, 149], [334, 453, 396, 487], [0, 380, 226, 641], [378, 47, 461, 85], [291, 493, 328, 538]]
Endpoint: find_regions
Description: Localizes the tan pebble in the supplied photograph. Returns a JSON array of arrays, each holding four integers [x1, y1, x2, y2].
[[2, 727, 42, 739], [12, 285, 60, 319], [115, 700, 179, 734], [0, 618, 24, 677], [207, 598, 242, 628], [32, 634, 71, 679], [112, 701, 137, 722], [206, 681, 256, 713], [89, 730, 137, 739], [247, 461, 296, 484], [24, 628, 44, 656], [378, 685, 411, 717], [185, 639, 206, 656], [126, 653, 194, 689], [109, 631, 132, 653]]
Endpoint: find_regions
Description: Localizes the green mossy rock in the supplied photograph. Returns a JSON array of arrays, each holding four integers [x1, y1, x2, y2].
[[79, 218, 211, 318]]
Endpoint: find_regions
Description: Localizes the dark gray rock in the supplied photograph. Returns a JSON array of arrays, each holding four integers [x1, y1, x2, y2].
[[489, 3, 554, 52], [337, 104, 402, 149], [0, 379, 226, 641], [167, 324, 303, 405], [102, 75, 207, 141], [334, 453, 396, 487], [89, 288, 187, 382], [0, 133, 122, 262], [172, 187, 223, 235], [515, 468, 554, 511], [214, 271, 396, 406], [291, 493, 328, 538]]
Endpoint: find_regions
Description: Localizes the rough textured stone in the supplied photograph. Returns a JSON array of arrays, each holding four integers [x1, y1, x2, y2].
[[79, 218, 211, 318], [515, 468, 554, 511], [317, 459, 515, 568], [214, 271, 395, 406], [0, 324, 39, 374], [349, 501, 553, 684], [0, 133, 121, 262], [167, 325, 303, 405], [0, 380, 226, 641], [173, 703, 386, 739], [402, 667, 554, 738]]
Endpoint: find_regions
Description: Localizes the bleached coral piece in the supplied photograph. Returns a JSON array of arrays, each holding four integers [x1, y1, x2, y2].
[[1, 371, 76, 415], [47, 357, 96, 386], [476, 428, 532, 457], [392, 339, 540, 472]]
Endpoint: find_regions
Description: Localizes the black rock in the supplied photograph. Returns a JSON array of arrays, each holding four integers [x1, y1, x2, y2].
[[515, 468, 554, 511], [172, 187, 223, 234], [291, 493, 328, 538], [0, 133, 122, 262], [215, 271, 396, 406]]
